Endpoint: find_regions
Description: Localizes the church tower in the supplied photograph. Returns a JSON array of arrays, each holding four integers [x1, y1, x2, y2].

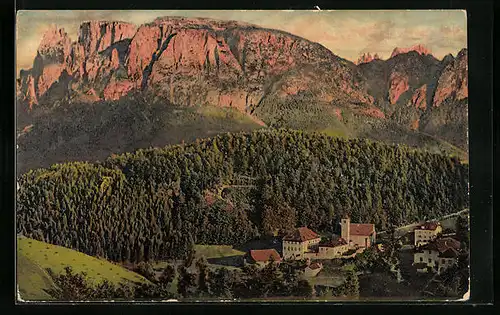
[[341, 214, 350, 243]]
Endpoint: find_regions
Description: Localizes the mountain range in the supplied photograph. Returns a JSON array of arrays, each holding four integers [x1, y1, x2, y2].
[[16, 17, 468, 173]]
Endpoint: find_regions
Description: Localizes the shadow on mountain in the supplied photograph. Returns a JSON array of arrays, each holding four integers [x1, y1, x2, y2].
[[16, 96, 262, 174]]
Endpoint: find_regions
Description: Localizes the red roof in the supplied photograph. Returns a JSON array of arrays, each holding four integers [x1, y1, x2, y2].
[[249, 249, 281, 263], [283, 227, 320, 242], [309, 262, 322, 270], [420, 237, 461, 253], [350, 223, 375, 236], [416, 222, 441, 231], [319, 237, 348, 248]]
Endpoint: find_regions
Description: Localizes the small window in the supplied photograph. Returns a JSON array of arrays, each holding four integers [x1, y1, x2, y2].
[[428, 258, 432, 263], [420, 257, 423, 262], [441, 259, 445, 264]]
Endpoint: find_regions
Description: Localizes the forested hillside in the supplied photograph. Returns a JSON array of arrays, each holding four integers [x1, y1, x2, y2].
[[17, 130, 468, 263]]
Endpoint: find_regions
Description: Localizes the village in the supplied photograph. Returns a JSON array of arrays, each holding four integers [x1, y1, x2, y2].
[[236, 212, 467, 297]]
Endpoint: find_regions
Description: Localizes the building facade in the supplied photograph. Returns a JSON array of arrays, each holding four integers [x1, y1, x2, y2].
[[341, 216, 376, 248], [248, 249, 282, 267], [282, 227, 321, 260], [413, 237, 460, 274], [304, 262, 323, 277], [317, 237, 349, 258], [414, 222, 442, 246]]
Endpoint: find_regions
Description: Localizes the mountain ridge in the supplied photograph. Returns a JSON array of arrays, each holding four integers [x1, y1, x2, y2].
[[16, 17, 468, 173]]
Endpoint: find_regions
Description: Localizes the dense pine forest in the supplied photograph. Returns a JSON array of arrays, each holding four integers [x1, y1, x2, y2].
[[16, 129, 468, 263]]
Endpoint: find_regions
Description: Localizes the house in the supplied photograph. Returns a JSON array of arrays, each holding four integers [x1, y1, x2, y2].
[[248, 249, 282, 267], [414, 221, 442, 246], [304, 262, 323, 277], [341, 215, 376, 248], [317, 237, 349, 258], [413, 237, 461, 274], [282, 227, 321, 260]]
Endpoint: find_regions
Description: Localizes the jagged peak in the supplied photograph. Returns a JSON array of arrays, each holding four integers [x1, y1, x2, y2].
[[390, 44, 431, 58], [356, 52, 381, 64], [441, 53, 455, 64], [457, 48, 467, 58], [151, 16, 257, 29], [79, 20, 136, 27], [38, 25, 71, 53]]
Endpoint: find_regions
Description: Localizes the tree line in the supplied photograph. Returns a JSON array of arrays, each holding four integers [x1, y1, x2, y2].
[[45, 258, 314, 301], [17, 129, 469, 263]]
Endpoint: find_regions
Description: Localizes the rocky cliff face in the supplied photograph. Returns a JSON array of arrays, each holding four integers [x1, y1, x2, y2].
[[356, 52, 380, 65], [358, 47, 467, 148], [17, 17, 374, 118], [390, 44, 431, 58], [17, 21, 137, 109], [16, 17, 468, 158], [432, 48, 468, 107]]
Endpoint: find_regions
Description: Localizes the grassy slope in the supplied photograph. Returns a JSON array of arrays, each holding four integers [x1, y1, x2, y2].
[[17, 236, 149, 300], [17, 251, 57, 301], [193, 244, 246, 259]]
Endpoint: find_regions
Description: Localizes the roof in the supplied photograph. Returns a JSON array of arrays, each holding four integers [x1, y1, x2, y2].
[[415, 221, 441, 231], [308, 262, 322, 270], [283, 227, 320, 242], [319, 237, 348, 248], [420, 237, 461, 253], [249, 249, 281, 263], [439, 248, 459, 258], [350, 223, 375, 236]]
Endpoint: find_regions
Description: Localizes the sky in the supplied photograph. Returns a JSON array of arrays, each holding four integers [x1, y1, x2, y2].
[[16, 10, 467, 73]]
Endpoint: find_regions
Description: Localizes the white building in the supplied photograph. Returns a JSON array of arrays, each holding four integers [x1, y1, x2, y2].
[[413, 237, 461, 274], [414, 221, 442, 246], [282, 227, 321, 260]]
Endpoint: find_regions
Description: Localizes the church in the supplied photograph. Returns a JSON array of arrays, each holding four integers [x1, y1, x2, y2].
[[340, 215, 376, 248]]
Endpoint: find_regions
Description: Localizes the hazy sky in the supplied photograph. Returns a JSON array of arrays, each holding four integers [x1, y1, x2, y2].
[[16, 10, 467, 73]]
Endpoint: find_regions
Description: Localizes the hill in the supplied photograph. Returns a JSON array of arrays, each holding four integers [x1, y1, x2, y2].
[[16, 129, 469, 264], [17, 236, 149, 300], [17, 250, 57, 300]]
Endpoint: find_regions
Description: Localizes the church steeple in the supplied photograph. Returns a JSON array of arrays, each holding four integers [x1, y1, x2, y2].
[[341, 215, 350, 243]]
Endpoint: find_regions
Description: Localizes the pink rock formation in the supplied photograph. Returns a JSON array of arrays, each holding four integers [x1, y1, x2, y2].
[[22, 74, 38, 109], [390, 44, 431, 58], [18, 17, 375, 112], [410, 118, 419, 130], [78, 21, 136, 56], [388, 72, 409, 104], [410, 85, 427, 110], [36, 64, 65, 97], [37, 25, 72, 63], [103, 77, 134, 101], [433, 49, 468, 107], [361, 107, 386, 119], [356, 52, 380, 64], [332, 107, 343, 121]]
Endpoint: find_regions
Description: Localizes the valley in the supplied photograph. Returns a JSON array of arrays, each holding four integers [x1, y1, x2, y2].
[[15, 13, 469, 302]]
